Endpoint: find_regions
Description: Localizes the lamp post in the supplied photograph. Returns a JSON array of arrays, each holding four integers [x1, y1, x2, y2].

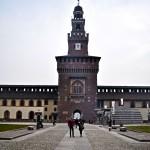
[[111, 101, 115, 125]]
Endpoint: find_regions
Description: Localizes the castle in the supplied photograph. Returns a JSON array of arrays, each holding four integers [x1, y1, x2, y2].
[[0, 3, 150, 123]]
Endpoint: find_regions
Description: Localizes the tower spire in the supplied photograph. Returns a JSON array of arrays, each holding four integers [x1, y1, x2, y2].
[[68, 2, 89, 56]]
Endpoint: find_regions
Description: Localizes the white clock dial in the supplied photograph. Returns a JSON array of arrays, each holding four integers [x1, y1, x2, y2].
[[75, 43, 81, 50]]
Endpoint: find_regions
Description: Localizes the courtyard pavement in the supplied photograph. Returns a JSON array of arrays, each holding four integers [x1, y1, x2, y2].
[[0, 123, 150, 150]]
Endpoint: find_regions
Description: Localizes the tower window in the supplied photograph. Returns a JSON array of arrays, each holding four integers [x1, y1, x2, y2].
[[76, 24, 81, 30], [71, 80, 83, 95]]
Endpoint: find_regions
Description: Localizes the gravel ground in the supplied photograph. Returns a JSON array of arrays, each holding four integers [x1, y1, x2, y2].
[[0, 124, 68, 150], [85, 125, 150, 150]]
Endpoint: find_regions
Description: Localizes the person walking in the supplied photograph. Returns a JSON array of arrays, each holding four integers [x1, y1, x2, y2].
[[53, 120, 56, 126], [67, 118, 75, 137], [78, 119, 84, 137]]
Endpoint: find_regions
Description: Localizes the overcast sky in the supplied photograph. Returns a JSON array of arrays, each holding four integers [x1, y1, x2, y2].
[[0, 0, 150, 86]]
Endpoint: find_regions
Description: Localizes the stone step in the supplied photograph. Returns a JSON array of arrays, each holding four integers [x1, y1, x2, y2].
[[111, 107, 143, 124]]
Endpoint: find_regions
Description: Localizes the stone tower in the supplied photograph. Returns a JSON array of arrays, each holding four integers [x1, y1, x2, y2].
[[56, 3, 101, 122]]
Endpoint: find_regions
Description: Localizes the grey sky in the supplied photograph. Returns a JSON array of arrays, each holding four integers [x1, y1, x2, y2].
[[0, 0, 150, 86]]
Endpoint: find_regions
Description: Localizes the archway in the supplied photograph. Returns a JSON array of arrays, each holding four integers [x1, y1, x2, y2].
[[4, 110, 10, 120], [16, 111, 22, 120], [73, 109, 81, 119], [29, 111, 34, 120]]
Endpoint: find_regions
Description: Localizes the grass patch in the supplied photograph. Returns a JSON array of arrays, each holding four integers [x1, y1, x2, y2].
[[0, 124, 28, 132], [127, 126, 150, 133]]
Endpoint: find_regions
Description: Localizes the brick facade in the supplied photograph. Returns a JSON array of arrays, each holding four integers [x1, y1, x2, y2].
[[56, 4, 100, 122]]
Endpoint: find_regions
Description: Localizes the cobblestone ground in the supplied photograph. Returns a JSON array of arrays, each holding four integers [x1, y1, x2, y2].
[[85, 125, 150, 150], [0, 124, 68, 150]]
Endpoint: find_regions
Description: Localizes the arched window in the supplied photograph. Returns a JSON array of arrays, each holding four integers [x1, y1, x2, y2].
[[2, 100, 7, 106], [49, 115, 52, 120], [76, 23, 81, 30], [29, 100, 34, 106], [11, 100, 16, 106], [20, 100, 25, 106], [4, 110, 10, 120], [29, 111, 34, 120], [44, 115, 47, 120], [54, 107, 57, 112], [16, 111, 22, 120], [72, 80, 83, 95], [37, 100, 42, 107]]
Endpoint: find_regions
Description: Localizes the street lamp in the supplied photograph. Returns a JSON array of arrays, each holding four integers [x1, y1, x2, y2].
[[111, 101, 115, 125]]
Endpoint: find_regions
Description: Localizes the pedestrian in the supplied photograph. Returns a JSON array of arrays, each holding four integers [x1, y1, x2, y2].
[[78, 119, 84, 137], [67, 118, 75, 137], [53, 120, 56, 126], [108, 119, 112, 131]]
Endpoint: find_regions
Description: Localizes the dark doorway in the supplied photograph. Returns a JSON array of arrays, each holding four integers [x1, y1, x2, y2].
[[16, 111, 22, 120], [4, 110, 10, 120], [29, 111, 34, 120]]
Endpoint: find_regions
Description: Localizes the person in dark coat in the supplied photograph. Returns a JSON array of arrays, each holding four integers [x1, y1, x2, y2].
[[67, 118, 75, 137], [78, 120, 84, 137]]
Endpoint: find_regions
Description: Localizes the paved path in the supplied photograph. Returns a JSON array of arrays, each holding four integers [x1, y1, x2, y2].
[[0, 124, 150, 150], [55, 127, 92, 150], [0, 124, 68, 150], [85, 124, 150, 150]]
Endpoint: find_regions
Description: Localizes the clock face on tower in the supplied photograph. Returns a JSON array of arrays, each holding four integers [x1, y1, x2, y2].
[[75, 43, 81, 50]]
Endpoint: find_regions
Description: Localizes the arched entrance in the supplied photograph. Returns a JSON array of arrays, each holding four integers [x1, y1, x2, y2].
[[73, 109, 81, 119], [29, 111, 34, 120], [4, 110, 10, 120], [16, 111, 22, 120]]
